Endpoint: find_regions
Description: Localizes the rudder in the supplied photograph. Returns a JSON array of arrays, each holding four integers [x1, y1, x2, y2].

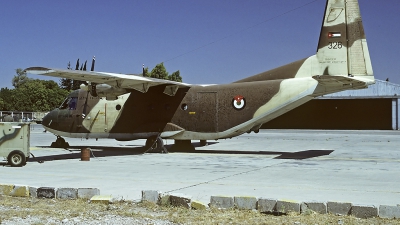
[[316, 0, 373, 79]]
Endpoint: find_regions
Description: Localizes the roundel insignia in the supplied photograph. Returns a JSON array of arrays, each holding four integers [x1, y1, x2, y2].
[[232, 95, 246, 110]]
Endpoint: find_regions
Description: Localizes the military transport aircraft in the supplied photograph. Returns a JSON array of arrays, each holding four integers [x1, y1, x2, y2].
[[26, 0, 374, 152]]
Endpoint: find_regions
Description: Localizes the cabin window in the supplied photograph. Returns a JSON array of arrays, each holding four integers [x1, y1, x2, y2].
[[181, 103, 188, 111], [59, 97, 78, 110], [68, 97, 78, 110], [59, 97, 69, 109]]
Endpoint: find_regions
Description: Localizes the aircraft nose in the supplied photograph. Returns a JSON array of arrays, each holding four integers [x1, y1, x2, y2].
[[42, 110, 57, 128]]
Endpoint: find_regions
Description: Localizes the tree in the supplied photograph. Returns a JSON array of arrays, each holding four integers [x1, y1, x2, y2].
[[143, 63, 183, 82], [150, 62, 168, 79], [11, 79, 68, 111], [12, 68, 31, 88], [0, 88, 14, 111], [168, 70, 182, 82], [59, 62, 73, 91]]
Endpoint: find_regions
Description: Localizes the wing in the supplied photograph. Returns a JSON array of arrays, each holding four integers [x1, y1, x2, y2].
[[25, 67, 192, 95]]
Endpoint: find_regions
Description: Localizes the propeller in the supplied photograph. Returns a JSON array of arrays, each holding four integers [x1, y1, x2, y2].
[[75, 59, 80, 70], [90, 56, 95, 71], [83, 60, 87, 71]]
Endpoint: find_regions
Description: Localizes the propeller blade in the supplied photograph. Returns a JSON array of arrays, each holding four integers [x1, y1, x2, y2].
[[91, 56, 96, 71], [83, 60, 87, 71], [80, 63, 83, 70], [75, 59, 80, 70]]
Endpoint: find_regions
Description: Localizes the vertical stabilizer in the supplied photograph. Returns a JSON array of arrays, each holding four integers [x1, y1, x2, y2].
[[316, 0, 373, 80]]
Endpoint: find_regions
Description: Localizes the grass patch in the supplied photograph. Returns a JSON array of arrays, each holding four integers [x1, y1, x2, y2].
[[1, 195, 399, 225]]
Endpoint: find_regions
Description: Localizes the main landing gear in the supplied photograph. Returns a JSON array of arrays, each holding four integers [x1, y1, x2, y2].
[[144, 137, 198, 153], [50, 136, 70, 148], [144, 136, 168, 153], [169, 140, 195, 152]]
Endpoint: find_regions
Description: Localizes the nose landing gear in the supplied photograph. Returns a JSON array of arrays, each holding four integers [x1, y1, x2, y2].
[[50, 136, 70, 149]]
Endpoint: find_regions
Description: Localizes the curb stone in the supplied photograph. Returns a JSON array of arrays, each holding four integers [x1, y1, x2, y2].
[[379, 205, 400, 219], [301, 202, 327, 214], [169, 193, 192, 209], [29, 187, 38, 198], [90, 195, 112, 204], [209, 196, 234, 209], [141, 190, 160, 203], [56, 188, 78, 199], [234, 196, 257, 210], [37, 187, 56, 199], [0, 184, 14, 195], [276, 200, 300, 214], [257, 198, 277, 213], [351, 205, 378, 219], [2, 183, 400, 220], [192, 200, 208, 210], [10, 185, 29, 197], [78, 188, 100, 199], [327, 202, 352, 215]]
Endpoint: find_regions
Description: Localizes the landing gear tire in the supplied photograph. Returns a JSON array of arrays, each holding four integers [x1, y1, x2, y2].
[[199, 140, 207, 147], [51, 136, 70, 148], [145, 136, 158, 149], [169, 140, 195, 152], [145, 136, 168, 153], [8, 150, 26, 167]]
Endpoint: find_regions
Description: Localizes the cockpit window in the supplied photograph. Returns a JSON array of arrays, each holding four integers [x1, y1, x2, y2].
[[59, 97, 78, 110]]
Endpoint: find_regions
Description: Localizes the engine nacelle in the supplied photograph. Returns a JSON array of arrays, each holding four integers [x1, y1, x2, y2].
[[80, 84, 127, 100]]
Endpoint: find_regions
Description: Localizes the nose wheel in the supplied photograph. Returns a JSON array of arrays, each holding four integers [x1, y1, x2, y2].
[[50, 136, 70, 148]]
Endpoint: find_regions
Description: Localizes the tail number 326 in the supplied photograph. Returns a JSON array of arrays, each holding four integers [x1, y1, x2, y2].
[[328, 42, 343, 49]]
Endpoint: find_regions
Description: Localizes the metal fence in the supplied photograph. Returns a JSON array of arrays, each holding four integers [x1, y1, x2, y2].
[[0, 111, 47, 122]]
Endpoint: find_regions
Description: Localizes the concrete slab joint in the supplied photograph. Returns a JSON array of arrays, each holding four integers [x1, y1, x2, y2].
[[209, 196, 234, 209], [234, 196, 257, 210], [327, 202, 352, 215], [351, 205, 378, 219], [141, 190, 160, 204], [379, 205, 400, 219], [169, 193, 192, 209], [37, 187, 56, 199], [56, 188, 78, 199], [301, 202, 327, 214], [276, 200, 301, 214], [257, 198, 277, 213]]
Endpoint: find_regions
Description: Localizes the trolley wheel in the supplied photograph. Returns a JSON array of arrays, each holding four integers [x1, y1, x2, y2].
[[7, 150, 26, 167]]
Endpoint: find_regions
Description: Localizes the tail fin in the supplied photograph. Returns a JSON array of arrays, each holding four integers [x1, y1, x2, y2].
[[316, 0, 373, 80]]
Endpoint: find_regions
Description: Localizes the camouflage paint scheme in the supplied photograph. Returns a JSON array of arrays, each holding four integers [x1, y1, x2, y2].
[[0, 123, 30, 159], [26, 0, 374, 143]]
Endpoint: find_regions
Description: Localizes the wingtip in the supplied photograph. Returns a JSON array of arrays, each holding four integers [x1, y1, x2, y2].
[[24, 67, 53, 75]]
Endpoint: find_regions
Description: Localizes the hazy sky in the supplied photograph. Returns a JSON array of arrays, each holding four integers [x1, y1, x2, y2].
[[1, 0, 399, 88]]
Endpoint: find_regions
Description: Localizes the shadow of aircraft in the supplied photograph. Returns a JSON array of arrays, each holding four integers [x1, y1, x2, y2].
[[28, 143, 334, 163]]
